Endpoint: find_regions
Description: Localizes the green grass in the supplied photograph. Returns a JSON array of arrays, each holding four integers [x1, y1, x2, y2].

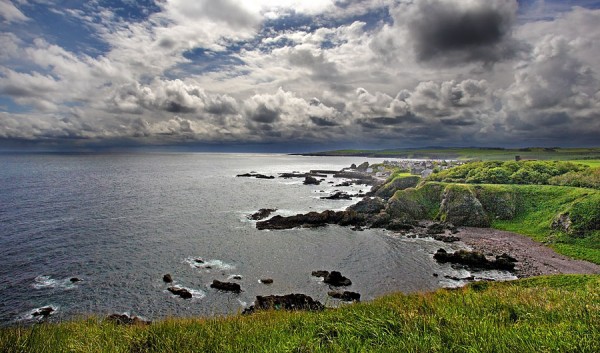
[[2, 275, 599, 353], [485, 184, 600, 264], [308, 147, 600, 161], [571, 160, 600, 168]]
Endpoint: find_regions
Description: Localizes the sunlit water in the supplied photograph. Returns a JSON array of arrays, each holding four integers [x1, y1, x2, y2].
[[0, 153, 514, 325]]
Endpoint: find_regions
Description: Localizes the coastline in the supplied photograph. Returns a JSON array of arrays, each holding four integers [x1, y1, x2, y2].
[[454, 227, 600, 278]]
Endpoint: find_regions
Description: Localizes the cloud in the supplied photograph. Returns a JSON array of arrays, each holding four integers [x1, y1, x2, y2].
[[0, 0, 28, 23], [392, 0, 524, 65]]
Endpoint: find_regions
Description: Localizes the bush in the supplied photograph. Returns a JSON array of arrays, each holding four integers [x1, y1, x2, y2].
[[429, 161, 592, 187]]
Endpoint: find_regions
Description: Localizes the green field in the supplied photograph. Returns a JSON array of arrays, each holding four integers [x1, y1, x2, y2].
[[306, 147, 600, 161], [1, 275, 598, 353]]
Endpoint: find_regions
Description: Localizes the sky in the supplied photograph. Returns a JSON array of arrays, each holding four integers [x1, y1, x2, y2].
[[1, 0, 600, 152]]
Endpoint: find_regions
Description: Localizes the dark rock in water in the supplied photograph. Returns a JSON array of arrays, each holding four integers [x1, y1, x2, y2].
[[328, 291, 361, 302], [163, 274, 173, 283], [444, 275, 475, 281], [232, 275, 243, 280], [320, 191, 352, 200], [256, 210, 363, 230], [351, 225, 364, 231], [32, 306, 54, 317], [195, 258, 204, 264], [279, 172, 308, 178], [248, 208, 277, 221], [433, 249, 515, 271], [243, 294, 324, 314], [335, 181, 351, 187], [236, 173, 275, 179], [356, 162, 369, 171], [260, 278, 273, 284], [350, 163, 357, 169], [303, 176, 321, 185], [210, 280, 241, 293], [106, 313, 151, 325], [312, 270, 329, 278], [310, 170, 339, 175], [167, 286, 193, 299], [324, 271, 352, 286], [69, 277, 82, 283]]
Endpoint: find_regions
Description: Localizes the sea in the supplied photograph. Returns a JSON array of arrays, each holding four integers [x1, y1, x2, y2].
[[0, 153, 515, 325]]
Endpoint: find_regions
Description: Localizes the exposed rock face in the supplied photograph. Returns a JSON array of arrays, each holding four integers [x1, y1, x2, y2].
[[260, 278, 273, 284], [356, 162, 369, 171], [69, 277, 82, 283], [552, 213, 572, 233], [311, 270, 329, 277], [433, 249, 516, 271], [210, 280, 241, 293], [32, 306, 54, 317], [320, 191, 352, 200], [475, 188, 517, 220], [348, 197, 385, 214], [328, 291, 361, 302], [168, 287, 193, 299], [438, 186, 490, 227], [248, 208, 277, 221], [163, 274, 173, 283], [256, 210, 364, 230], [106, 313, 151, 325], [304, 176, 321, 185], [333, 171, 380, 186], [236, 173, 275, 179], [373, 176, 421, 199], [243, 294, 324, 314], [324, 271, 352, 286]]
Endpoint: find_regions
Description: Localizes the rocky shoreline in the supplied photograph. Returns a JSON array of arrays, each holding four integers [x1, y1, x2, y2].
[[247, 162, 600, 282]]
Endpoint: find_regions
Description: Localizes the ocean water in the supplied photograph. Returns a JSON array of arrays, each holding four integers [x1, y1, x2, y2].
[[0, 153, 513, 325]]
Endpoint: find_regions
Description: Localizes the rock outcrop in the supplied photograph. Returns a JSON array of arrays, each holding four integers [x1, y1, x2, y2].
[[163, 274, 173, 283], [433, 249, 516, 271], [323, 271, 352, 286], [249, 208, 277, 221], [438, 185, 490, 227], [106, 313, 151, 325], [328, 291, 361, 302], [243, 294, 324, 314], [210, 280, 241, 293], [168, 287, 193, 299]]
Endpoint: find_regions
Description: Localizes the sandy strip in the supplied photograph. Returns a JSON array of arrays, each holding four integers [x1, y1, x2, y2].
[[456, 227, 600, 278]]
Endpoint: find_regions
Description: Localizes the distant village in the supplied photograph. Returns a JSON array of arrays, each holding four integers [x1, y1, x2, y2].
[[350, 159, 465, 179]]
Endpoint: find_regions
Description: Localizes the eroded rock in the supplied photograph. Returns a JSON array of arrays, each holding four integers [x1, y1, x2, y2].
[[210, 280, 241, 293], [243, 294, 324, 314]]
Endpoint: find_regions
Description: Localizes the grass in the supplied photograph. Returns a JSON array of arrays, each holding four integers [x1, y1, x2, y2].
[[571, 160, 600, 168], [308, 147, 600, 161], [486, 184, 600, 264], [1, 275, 599, 352]]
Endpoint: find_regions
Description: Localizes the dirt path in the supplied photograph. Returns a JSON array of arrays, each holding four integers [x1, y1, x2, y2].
[[456, 227, 600, 278]]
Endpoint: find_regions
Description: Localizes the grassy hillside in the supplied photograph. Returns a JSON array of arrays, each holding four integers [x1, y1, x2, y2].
[[305, 147, 600, 161], [1, 275, 598, 353], [386, 182, 600, 264]]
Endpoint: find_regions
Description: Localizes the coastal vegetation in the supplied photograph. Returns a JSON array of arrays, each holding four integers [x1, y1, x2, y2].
[[304, 147, 600, 161], [1, 275, 598, 353], [384, 181, 600, 264], [428, 160, 600, 189]]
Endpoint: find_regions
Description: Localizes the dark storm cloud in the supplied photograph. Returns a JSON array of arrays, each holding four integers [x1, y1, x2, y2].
[[248, 103, 280, 123], [407, 0, 523, 64], [310, 116, 339, 126]]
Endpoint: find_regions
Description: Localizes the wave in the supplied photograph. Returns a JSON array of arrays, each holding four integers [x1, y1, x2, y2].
[[184, 257, 236, 271], [32, 275, 80, 290]]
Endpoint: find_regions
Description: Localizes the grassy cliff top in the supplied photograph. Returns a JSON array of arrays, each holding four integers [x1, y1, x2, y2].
[[303, 147, 600, 161], [1, 275, 599, 353]]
